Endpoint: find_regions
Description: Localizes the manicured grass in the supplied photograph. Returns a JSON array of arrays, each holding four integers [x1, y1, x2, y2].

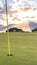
[[0, 32, 37, 65]]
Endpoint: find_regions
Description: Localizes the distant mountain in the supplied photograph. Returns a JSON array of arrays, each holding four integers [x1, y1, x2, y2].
[[0, 25, 4, 30], [29, 22, 37, 30], [0, 21, 37, 32], [32, 28, 37, 32]]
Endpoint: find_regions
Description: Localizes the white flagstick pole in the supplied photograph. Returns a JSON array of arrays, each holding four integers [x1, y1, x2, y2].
[[5, 0, 12, 56]]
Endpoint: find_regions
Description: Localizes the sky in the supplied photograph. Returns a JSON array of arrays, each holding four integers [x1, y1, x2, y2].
[[0, 0, 37, 26], [0, 0, 37, 7]]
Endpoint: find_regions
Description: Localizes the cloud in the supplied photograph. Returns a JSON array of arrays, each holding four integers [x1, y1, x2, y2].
[[28, 0, 37, 7], [24, 0, 37, 7], [12, 0, 26, 9], [11, 0, 24, 10], [0, 0, 3, 7], [11, 0, 37, 7], [12, 0, 23, 6], [13, 0, 22, 2]]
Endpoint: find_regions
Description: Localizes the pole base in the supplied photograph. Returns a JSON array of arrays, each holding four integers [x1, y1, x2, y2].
[[7, 54, 13, 56]]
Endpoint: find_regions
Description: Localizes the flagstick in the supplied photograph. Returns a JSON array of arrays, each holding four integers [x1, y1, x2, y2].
[[5, 0, 12, 56]]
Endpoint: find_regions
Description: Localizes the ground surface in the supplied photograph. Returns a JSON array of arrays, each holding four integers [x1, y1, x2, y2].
[[0, 32, 37, 65]]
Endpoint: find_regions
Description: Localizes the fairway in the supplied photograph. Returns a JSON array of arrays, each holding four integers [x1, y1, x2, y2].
[[0, 32, 37, 65]]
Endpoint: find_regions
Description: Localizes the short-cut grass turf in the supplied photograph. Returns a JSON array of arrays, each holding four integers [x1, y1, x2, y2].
[[0, 32, 37, 65]]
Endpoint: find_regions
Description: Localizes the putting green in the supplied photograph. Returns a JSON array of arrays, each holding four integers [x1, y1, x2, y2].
[[0, 32, 37, 65]]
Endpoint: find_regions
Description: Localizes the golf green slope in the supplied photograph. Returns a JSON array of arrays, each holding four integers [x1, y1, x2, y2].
[[0, 32, 37, 65]]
